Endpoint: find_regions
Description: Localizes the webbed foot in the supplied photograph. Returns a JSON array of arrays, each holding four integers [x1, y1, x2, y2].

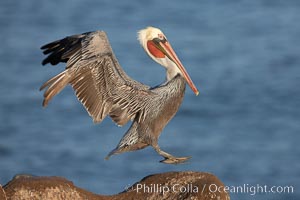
[[153, 144, 191, 164], [160, 156, 191, 164]]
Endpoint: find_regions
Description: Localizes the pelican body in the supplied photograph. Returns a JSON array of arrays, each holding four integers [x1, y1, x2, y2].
[[40, 27, 199, 164]]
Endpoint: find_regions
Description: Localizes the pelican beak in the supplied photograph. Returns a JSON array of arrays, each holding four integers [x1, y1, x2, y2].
[[152, 38, 199, 96]]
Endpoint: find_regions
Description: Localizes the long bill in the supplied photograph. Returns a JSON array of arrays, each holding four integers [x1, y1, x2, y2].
[[157, 40, 199, 96]]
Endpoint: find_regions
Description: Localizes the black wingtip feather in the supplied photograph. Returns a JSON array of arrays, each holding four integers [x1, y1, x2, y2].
[[40, 39, 61, 50], [40, 32, 89, 66]]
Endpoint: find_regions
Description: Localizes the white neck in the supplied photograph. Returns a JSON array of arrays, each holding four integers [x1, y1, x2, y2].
[[155, 57, 181, 81], [166, 66, 181, 81]]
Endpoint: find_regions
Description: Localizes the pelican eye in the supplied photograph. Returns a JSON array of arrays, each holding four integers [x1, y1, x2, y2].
[[158, 34, 167, 42]]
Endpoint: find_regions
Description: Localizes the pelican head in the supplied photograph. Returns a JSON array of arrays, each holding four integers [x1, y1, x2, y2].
[[138, 26, 199, 95]]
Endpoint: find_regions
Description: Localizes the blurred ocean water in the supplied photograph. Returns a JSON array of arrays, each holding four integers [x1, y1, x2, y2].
[[0, 0, 299, 199]]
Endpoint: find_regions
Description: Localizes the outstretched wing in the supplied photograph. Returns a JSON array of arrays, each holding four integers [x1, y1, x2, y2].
[[40, 31, 152, 126]]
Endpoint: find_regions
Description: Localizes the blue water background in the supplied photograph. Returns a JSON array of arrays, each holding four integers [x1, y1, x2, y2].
[[0, 1, 299, 199]]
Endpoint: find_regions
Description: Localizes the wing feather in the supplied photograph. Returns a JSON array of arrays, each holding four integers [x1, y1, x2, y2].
[[40, 31, 153, 126]]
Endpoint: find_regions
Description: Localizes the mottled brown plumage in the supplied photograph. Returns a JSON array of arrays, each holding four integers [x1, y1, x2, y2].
[[40, 27, 198, 164]]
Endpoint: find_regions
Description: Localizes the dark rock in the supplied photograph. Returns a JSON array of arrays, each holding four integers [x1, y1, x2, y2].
[[2, 171, 230, 200]]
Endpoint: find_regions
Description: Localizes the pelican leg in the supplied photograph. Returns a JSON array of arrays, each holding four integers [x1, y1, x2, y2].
[[153, 145, 191, 164]]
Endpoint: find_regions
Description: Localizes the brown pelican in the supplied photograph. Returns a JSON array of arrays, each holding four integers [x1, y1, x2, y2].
[[40, 27, 199, 164]]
